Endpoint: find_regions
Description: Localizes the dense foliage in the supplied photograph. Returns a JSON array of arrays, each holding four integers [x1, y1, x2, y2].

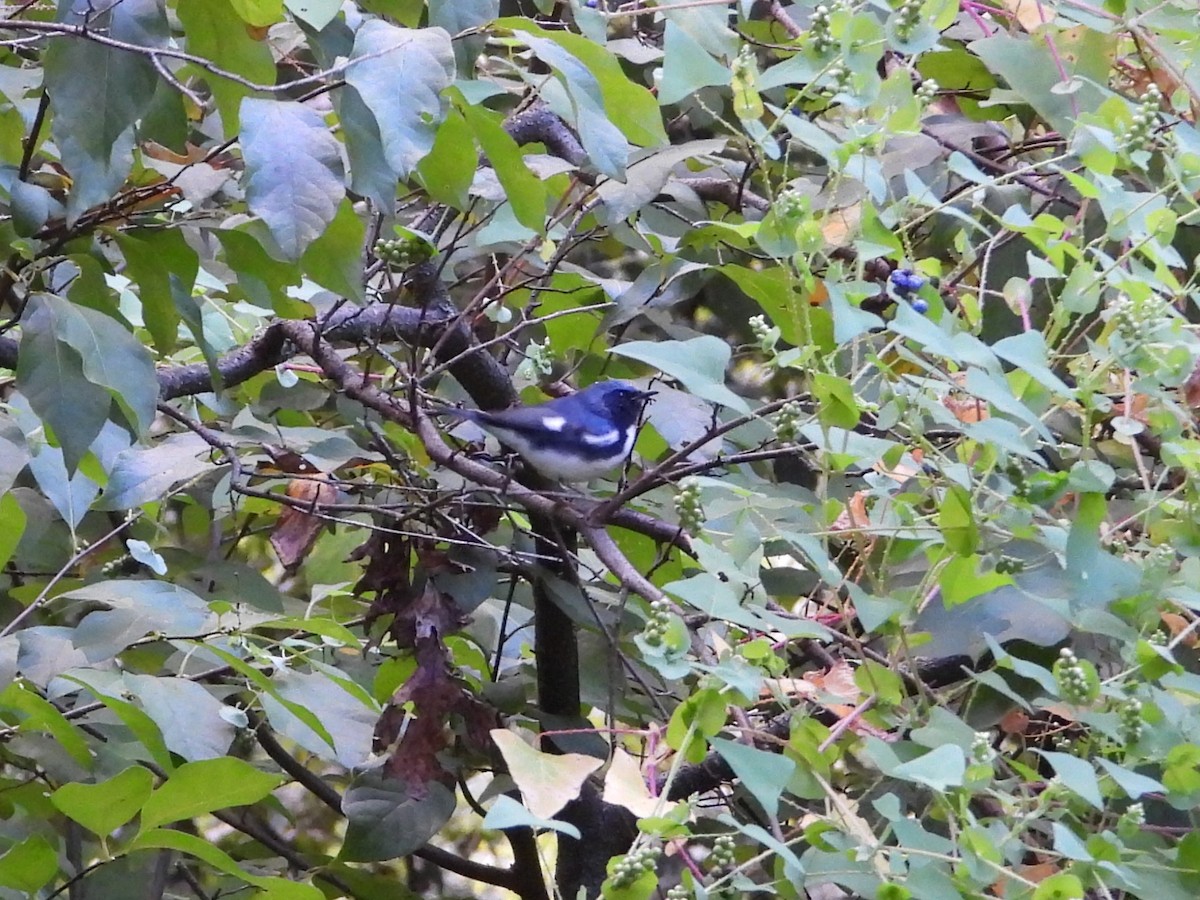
[[2, 0, 1200, 897]]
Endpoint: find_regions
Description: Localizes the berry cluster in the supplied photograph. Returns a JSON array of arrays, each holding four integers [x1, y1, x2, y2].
[[994, 555, 1025, 575], [642, 598, 673, 647], [1106, 293, 1171, 348], [774, 399, 802, 443], [970, 731, 993, 764], [516, 338, 554, 379], [822, 65, 849, 97], [674, 477, 704, 535], [890, 268, 929, 313], [709, 834, 736, 870], [890, 268, 925, 295], [1118, 802, 1145, 833], [1118, 696, 1144, 745], [609, 845, 660, 888], [772, 188, 806, 220], [916, 78, 939, 104], [373, 236, 431, 268], [807, 4, 835, 54], [1053, 647, 1098, 705], [100, 554, 138, 577], [666, 887, 691, 900], [1122, 84, 1162, 153], [749, 313, 778, 355], [892, 0, 922, 41]]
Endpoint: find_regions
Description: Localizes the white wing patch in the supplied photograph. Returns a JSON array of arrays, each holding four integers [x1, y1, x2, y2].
[[582, 428, 621, 447], [540, 415, 567, 431]]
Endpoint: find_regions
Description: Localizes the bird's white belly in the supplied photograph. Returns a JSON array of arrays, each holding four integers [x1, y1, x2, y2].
[[496, 425, 636, 481]]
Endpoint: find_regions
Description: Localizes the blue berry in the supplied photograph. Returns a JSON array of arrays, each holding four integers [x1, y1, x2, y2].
[[910, 298, 929, 314], [889, 269, 926, 296]]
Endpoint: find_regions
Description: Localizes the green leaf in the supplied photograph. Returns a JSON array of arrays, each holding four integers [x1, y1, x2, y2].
[[198, 644, 337, 750], [1036, 751, 1103, 809], [240, 98, 346, 260], [0, 835, 58, 894], [430, 0, 498, 37], [27, 446, 100, 530], [495, 20, 666, 147], [116, 228, 201, 354], [176, 0, 274, 135], [228, 0, 283, 27], [892, 745, 965, 791], [511, 30, 631, 180], [456, 96, 546, 232], [1094, 758, 1164, 799], [97, 432, 215, 510], [286, 0, 341, 27], [340, 774, 456, 861], [258, 616, 364, 649], [300, 199, 366, 301], [0, 681, 93, 767], [1051, 822, 1091, 861], [10, 180, 52, 237], [658, 20, 731, 105], [44, 0, 165, 217], [51, 766, 155, 836], [480, 794, 580, 839], [16, 299, 113, 473], [992, 331, 1072, 395], [938, 484, 978, 556], [139, 757, 283, 832], [417, 106, 476, 209], [49, 296, 157, 434], [717, 265, 812, 346], [1163, 744, 1200, 799], [723, 816, 804, 881], [130, 829, 323, 899], [64, 677, 175, 772], [710, 738, 795, 818], [595, 139, 728, 224], [20, 293, 158, 455], [344, 20, 455, 180], [259, 669, 377, 768], [937, 554, 1013, 607], [970, 33, 1108, 136], [1031, 873, 1084, 900], [334, 85, 397, 209], [216, 228, 304, 313], [666, 687, 726, 762], [1065, 493, 1139, 606], [612, 336, 748, 412], [0, 494, 26, 571], [909, 707, 978, 752], [59, 580, 215, 663], [124, 676, 236, 762], [811, 373, 860, 429]]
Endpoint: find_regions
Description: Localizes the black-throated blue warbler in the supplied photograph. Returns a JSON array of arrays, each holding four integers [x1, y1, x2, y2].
[[452, 380, 655, 481]]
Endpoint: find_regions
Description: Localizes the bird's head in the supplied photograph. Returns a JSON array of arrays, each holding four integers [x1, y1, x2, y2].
[[583, 380, 656, 426]]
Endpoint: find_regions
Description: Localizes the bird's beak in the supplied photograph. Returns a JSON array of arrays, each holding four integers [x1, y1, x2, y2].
[[636, 389, 657, 403]]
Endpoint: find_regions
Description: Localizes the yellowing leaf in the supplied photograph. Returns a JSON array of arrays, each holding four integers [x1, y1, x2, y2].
[[1003, 0, 1049, 31], [491, 729, 602, 819], [601, 748, 661, 819]]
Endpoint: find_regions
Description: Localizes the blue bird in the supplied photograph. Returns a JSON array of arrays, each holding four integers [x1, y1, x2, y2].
[[454, 380, 655, 481]]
